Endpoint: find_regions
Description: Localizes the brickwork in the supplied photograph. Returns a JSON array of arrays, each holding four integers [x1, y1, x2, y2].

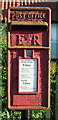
[[29, 2, 58, 21], [1, 1, 58, 21]]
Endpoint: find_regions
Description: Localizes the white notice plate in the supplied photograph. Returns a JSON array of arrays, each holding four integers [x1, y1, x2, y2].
[[19, 59, 37, 93]]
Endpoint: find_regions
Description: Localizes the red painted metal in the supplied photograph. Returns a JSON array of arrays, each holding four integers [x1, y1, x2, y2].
[[11, 30, 49, 47], [7, 7, 51, 110], [8, 49, 49, 109]]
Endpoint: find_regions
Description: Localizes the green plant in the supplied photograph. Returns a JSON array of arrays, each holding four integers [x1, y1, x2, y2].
[[50, 61, 57, 119]]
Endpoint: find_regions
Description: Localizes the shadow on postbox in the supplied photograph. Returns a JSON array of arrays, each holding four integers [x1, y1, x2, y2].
[[7, 7, 51, 110]]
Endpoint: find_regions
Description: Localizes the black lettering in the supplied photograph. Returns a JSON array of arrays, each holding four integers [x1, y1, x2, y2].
[[25, 83, 30, 84]]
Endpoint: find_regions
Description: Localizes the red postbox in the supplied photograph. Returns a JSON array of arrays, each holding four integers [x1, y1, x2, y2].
[[7, 7, 51, 110]]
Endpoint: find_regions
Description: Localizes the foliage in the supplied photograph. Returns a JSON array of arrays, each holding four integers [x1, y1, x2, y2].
[[1, 23, 58, 119], [2, 23, 7, 109], [50, 61, 58, 119], [50, 61, 57, 83], [32, 110, 46, 119]]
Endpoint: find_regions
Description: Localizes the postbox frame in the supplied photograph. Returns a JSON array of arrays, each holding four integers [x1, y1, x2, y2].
[[7, 7, 51, 110]]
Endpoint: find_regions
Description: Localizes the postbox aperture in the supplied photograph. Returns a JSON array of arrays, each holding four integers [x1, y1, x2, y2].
[[7, 7, 51, 110]]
